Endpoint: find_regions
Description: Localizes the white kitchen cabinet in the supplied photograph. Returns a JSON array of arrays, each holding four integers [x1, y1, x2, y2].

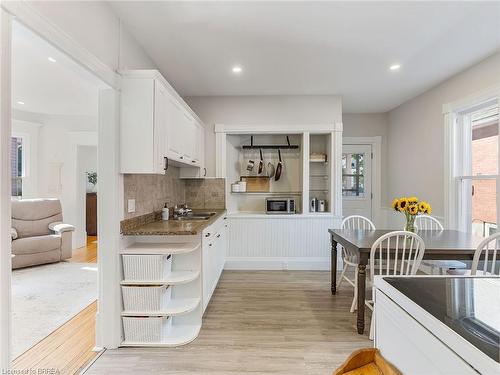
[[120, 70, 206, 174], [374, 277, 500, 375], [202, 215, 227, 313], [120, 77, 168, 174], [179, 121, 206, 178]]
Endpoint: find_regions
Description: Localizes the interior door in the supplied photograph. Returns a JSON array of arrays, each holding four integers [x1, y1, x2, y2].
[[342, 144, 372, 219]]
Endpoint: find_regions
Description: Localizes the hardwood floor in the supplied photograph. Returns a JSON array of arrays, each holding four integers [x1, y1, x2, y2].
[[69, 236, 98, 263], [12, 237, 99, 375], [85, 270, 372, 375]]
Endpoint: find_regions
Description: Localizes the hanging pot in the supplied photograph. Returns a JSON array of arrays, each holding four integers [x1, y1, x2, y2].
[[267, 161, 275, 178], [275, 149, 283, 181], [258, 149, 264, 174]]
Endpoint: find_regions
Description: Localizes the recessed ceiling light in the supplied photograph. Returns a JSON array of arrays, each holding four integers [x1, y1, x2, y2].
[[232, 66, 243, 74], [17, 101, 25, 105], [48, 57, 57, 63], [389, 64, 401, 71]]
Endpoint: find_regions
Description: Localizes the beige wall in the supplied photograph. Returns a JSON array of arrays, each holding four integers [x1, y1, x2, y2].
[[387, 52, 500, 217], [342, 113, 389, 208], [184, 95, 342, 177]]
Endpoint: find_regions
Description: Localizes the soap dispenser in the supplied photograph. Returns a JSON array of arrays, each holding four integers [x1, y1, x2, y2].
[[162, 203, 169, 221]]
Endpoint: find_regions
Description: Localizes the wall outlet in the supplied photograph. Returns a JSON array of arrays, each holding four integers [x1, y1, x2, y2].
[[127, 199, 136, 213]]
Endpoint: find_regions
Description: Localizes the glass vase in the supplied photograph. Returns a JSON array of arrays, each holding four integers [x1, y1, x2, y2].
[[405, 217, 416, 233]]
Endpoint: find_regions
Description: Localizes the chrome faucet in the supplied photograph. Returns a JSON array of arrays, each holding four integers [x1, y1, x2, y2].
[[173, 204, 192, 218]]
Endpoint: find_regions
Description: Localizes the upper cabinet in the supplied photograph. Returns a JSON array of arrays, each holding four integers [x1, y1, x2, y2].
[[120, 70, 205, 174]]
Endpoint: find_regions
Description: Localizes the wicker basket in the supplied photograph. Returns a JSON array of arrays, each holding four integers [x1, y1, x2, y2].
[[122, 285, 172, 312], [122, 254, 172, 281], [122, 316, 173, 343]]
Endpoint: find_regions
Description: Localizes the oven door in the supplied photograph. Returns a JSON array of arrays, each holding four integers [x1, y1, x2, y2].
[[266, 199, 289, 213]]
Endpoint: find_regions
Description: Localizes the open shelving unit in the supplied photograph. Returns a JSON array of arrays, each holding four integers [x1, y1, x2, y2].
[[119, 240, 202, 347], [226, 134, 304, 213], [308, 134, 332, 213]]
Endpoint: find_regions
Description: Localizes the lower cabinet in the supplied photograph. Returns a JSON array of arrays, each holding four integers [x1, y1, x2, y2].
[[375, 290, 478, 374], [202, 215, 227, 313]]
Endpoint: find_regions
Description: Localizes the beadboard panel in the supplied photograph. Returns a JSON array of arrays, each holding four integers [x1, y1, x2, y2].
[[227, 215, 342, 270]]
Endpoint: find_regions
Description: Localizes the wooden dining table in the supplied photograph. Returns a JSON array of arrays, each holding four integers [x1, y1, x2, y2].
[[328, 229, 484, 335]]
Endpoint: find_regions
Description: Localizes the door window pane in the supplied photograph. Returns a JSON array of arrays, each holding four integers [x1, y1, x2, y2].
[[342, 153, 365, 197], [11, 136, 23, 197], [471, 179, 497, 238]]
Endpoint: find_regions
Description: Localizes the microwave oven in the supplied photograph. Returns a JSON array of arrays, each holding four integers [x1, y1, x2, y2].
[[265, 198, 296, 214]]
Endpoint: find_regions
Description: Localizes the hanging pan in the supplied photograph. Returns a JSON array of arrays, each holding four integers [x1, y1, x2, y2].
[[275, 149, 283, 181], [258, 149, 264, 174]]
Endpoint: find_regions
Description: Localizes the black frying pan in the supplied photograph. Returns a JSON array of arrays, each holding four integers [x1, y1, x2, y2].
[[258, 149, 264, 174], [275, 149, 283, 181]]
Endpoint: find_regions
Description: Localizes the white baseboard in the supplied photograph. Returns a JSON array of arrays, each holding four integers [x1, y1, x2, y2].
[[224, 257, 332, 271]]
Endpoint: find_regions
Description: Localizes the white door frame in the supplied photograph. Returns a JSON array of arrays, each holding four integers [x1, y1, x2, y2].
[[0, 3, 123, 369], [0, 7, 13, 369], [342, 136, 382, 227]]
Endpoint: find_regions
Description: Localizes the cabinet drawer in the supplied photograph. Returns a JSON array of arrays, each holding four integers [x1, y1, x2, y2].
[[375, 290, 477, 375]]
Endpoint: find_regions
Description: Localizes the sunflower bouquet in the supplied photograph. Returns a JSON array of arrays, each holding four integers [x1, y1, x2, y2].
[[391, 196, 432, 232]]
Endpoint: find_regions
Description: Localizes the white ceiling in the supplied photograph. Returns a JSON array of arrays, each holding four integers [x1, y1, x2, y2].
[[110, 1, 500, 113], [12, 21, 108, 117]]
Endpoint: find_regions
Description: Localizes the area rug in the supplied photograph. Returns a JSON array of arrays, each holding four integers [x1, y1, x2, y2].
[[11, 261, 98, 358]]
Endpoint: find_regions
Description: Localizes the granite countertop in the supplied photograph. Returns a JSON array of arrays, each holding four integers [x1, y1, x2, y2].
[[122, 210, 226, 236]]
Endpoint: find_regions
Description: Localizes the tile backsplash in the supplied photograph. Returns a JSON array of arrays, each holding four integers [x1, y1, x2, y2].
[[185, 179, 225, 210], [123, 169, 225, 219]]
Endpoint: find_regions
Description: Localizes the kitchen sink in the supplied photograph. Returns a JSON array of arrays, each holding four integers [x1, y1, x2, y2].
[[173, 212, 216, 221]]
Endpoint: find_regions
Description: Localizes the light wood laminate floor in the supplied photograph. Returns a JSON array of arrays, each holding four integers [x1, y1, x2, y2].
[[12, 237, 99, 375], [85, 270, 371, 375]]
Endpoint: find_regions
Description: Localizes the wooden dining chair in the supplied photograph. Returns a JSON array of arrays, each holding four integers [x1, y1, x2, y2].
[[338, 215, 376, 313], [367, 231, 426, 340], [415, 215, 466, 275], [471, 232, 500, 275]]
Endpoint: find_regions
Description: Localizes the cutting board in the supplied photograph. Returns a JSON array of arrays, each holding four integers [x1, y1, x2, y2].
[[241, 176, 270, 192]]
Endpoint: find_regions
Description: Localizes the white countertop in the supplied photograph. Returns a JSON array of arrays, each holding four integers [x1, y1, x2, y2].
[[227, 211, 336, 219]]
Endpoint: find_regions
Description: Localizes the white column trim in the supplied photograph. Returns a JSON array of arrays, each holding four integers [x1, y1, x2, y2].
[[215, 132, 226, 178], [331, 131, 343, 218], [0, 8, 12, 370], [302, 132, 310, 213], [96, 90, 122, 349]]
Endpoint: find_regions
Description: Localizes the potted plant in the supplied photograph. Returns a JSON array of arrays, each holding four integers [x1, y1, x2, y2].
[[86, 171, 97, 193]]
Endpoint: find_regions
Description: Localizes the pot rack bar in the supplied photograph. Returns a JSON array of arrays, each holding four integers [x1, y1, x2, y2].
[[241, 135, 300, 150]]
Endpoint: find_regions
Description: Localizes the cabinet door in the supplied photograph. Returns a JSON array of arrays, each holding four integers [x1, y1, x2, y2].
[[202, 239, 213, 313], [166, 96, 183, 161], [153, 80, 168, 173], [181, 112, 196, 160]]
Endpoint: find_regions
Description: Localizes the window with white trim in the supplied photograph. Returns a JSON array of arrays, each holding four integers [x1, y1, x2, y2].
[[456, 103, 499, 237]]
